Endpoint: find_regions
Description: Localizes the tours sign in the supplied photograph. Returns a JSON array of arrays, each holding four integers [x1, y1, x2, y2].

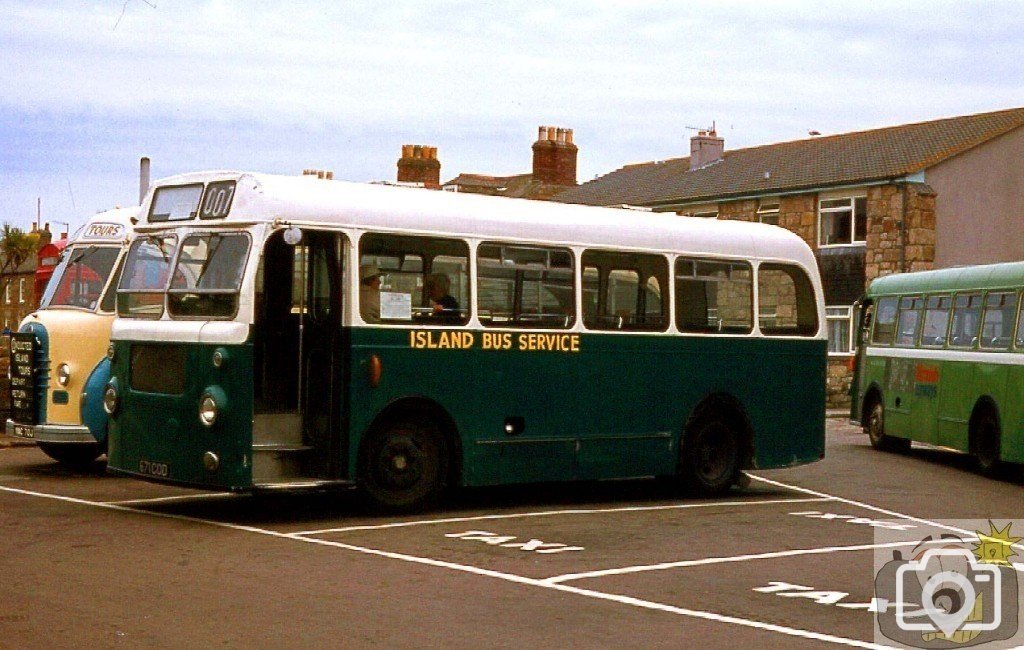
[[10, 332, 37, 425]]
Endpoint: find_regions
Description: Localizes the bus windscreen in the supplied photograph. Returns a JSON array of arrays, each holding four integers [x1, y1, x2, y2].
[[40, 245, 121, 310]]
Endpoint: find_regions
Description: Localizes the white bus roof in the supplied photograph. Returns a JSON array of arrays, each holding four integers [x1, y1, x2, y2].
[[141, 171, 816, 268], [73, 206, 137, 245]]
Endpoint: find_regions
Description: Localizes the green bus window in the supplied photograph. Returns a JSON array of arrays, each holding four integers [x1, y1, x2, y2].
[[117, 235, 178, 319], [580, 250, 669, 331], [920, 296, 951, 347], [871, 297, 898, 345], [895, 296, 924, 347], [980, 291, 1018, 350], [168, 233, 251, 319], [675, 258, 753, 334], [1015, 298, 1024, 349], [949, 293, 983, 348], [477, 244, 574, 328], [359, 233, 469, 325], [757, 263, 818, 336]]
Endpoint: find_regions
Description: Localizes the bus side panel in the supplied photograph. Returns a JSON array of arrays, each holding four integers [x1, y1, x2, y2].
[[969, 362, 1010, 454], [882, 356, 916, 440], [1003, 365, 1024, 464], [345, 330, 826, 486], [936, 360, 975, 450], [108, 342, 254, 489]]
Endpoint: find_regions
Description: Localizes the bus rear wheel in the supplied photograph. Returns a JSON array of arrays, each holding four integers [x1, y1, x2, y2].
[[681, 413, 740, 497], [973, 413, 1002, 477], [38, 442, 104, 468], [359, 415, 447, 512], [865, 402, 909, 452]]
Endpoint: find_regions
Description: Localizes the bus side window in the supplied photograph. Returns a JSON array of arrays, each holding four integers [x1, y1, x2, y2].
[[358, 233, 468, 325], [980, 291, 1018, 350], [476, 243, 575, 328], [894, 296, 924, 347], [757, 263, 818, 336], [675, 258, 753, 334], [949, 293, 982, 348], [920, 296, 951, 347], [1016, 296, 1024, 349], [871, 297, 898, 345], [580, 250, 669, 332]]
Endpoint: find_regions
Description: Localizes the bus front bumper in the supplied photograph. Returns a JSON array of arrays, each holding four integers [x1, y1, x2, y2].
[[5, 419, 98, 444]]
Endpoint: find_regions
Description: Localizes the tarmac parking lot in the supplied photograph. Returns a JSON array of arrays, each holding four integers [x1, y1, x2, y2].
[[1, 418, 1022, 649]]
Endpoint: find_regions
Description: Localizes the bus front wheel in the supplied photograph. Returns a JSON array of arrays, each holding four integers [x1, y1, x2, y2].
[[38, 442, 104, 468], [359, 415, 447, 512], [973, 414, 1002, 477], [866, 402, 909, 452], [681, 413, 740, 497]]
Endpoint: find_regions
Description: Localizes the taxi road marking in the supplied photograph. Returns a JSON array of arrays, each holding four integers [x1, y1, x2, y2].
[[290, 496, 834, 536], [0, 483, 888, 649]]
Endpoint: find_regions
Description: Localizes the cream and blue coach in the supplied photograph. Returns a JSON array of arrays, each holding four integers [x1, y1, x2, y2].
[[7, 207, 135, 465]]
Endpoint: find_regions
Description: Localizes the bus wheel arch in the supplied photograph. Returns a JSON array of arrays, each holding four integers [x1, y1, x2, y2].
[[358, 397, 461, 510], [679, 393, 753, 496], [861, 384, 883, 428], [863, 387, 909, 452], [969, 398, 1002, 476]]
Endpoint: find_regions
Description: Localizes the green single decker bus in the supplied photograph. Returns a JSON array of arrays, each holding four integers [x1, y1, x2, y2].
[[105, 171, 827, 510], [851, 262, 1024, 475]]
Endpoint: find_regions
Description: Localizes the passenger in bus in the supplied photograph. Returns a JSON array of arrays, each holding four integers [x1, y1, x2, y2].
[[424, 273, 460, 321], [359, 264, 382, 323]]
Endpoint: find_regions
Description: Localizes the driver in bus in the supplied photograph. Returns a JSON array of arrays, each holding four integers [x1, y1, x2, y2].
[[359, 264, 382, 323], [424, 273, 460, 321]]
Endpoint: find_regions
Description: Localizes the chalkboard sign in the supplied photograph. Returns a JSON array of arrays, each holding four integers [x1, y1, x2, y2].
[[9, 332, 37, 425]]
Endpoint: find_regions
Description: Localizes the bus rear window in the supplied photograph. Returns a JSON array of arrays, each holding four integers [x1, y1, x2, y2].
[[757, 264, 818, 336], [117, 235, 178, 319], [167, 233, 250, 319], [40, 245, 120, 310]]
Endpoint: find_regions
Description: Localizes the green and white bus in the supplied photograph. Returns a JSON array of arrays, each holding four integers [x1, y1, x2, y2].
[[850, 262, 1024, 474], [105, 171, 827, 509]]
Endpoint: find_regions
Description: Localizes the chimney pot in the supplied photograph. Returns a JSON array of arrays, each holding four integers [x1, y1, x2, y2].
[[537, 126, 546, 141], [546, 126, 556, 141], [566, 129, 574, 145]]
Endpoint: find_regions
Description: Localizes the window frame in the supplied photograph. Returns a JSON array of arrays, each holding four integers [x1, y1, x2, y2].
[[674, 257, 753, 335], [580, 249, 670, 332], [756, 200, 780, 226], [919, 295, 952, 348], [948, 292, 984, 349], [979, 290, 1019, 352], [756, 262, 820, 337], [817, 194, 867, 248], [825, 305, 854, 355], [476, 242, 575, 329], [893, 296, 924, 348]]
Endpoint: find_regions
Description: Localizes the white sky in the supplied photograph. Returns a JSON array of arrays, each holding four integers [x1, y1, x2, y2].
[[1, 0, 1022, 233]]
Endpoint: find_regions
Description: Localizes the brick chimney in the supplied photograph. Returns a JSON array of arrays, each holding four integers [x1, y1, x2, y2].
[[532, 126, 577, 186], [397, 145, 441, 188], [689, 127, 724, 171]]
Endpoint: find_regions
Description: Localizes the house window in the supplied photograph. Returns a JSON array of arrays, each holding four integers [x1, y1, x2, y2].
[[677, 203, 718, 219], [757, 200, 780, 225], [826, 305, 854, 354], [818, 195, 867, 246], [18, 279, 25, 304]]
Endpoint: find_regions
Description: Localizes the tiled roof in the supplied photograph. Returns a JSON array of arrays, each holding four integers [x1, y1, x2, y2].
[[554, 107, 1024, 207], [442, 173, 573, 200]]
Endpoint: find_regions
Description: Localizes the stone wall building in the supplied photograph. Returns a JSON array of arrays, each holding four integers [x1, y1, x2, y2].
[[554, 107, 1024, 407]]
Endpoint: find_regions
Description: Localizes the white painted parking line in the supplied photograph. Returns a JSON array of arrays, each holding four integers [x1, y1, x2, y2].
[[0, 484, 887, 648], [542, 540, 919, 584], [102, 493, 243, 505], [749, 474, 1024, 560], [289, 496, 835, 536]]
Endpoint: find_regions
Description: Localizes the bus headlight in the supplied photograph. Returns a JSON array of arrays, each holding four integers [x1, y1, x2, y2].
[[103, 383, 119, 415], [57, 363, 71, 386], [199, 392, 219, 427]]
